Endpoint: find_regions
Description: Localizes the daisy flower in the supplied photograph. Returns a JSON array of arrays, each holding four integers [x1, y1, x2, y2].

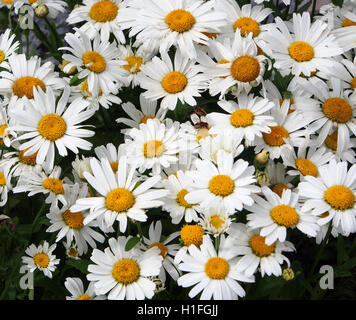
[[246, 186, 320, 245], [94, 143, 126, 175], [17, 0, 67, 19], [264, 161, 294, 197], [339, 56, 356, 91], [124, 118, 181, 175], [118, 0, 227, 60], [9, 86, 95, 170], [72, 155, 93, 183], [207, 31, 269, 98], [22, 241, 60, 278], [0, 161, 13, 207], [65, 277, 106, 300], [66, 0, 126, 43], [259, 12, 344, 78], [177, 234, 255, 300], [0, 29, 19, 71], [298, 160, 356, 236], [138, 49, 207, 110], [141, 221, 181, 282], [207, 93, 276, 145], [198, 204, 232, 237], [70, 156, 168, 233], [0, 105, 16, 148], [87, 236, 163, 300], [116, 93, 167, 134], [161, 169, 199, 224], [61, 29, 122, 96], [0, 53, 65, 108], [46, 183, 105, 256], [185, 150, 260, 214], [227, 223, 295, 277]]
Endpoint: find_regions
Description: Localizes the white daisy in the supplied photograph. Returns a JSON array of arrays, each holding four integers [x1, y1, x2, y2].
[[138, 49, 207, 110], [0, 161, 13, 207], [70, 156, 168, 233], [65, 277, 106, 300], [185, 150, 260, 214], [264, 160, 294, 197], [246, 187, 320, 245], [177, 234, 255, 300], [198, 204, 232, 237], [339, 56, 356, 91], [87, 236, 163, 300], [94, 143, 126, 175], [0, 105, 16, 148], [0, 28, 19, 71], [72, 155, 93, 183], [298, 160, 356, 236], [22, 241, 60, 278]]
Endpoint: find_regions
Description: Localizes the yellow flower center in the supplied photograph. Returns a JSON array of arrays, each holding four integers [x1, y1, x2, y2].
[[205, 257, 229, 280], [19, 148, 38, 166], [351, 77, 356, 90], [149, 242, 168, 257], [80, 79, 102, 96], [89, 0, 118, 22], [143, 140, 165, 158], [0, 50, 5, 64], [12, 76, 46, 99], [180, 224, 205, 247], [176, 189, 193, 208], [270, 204, 299, 228], [202, 32, 218, 39], [230, 56, 260, 82], [62, 210, 84, 230], [161, 71, 188, 94], [82, 51, 106, 73], [249, 235, 276, 257], [37, 114, 67, 141], [0, 172, 6, 186], [165, 9, 195, 33], [271, 184, 289, 198], [28, 0, 37, 3], [295, 158, 318, 177], [140, 115, 155, 124], [105, 188, 135, 213], [322, 97, 353, 124], [209, 174, 235, 197], [233, 17, 260, 38], [0, 0, 13, 4], [288, 41, 314, 62], [33, 253, 50, 268], [217, 59, 229, 65], [279, 98, 295, 114], [110, 161, 118, 173], [42, 178, 64, 195], [112, 258, 140, 284], [230, 109, 254, 128], [123, 56, 143, 74], [76, 294, 93, 300], [324, 185, 355, 211], [67, 247, 78, 258], [342, 19, 356, 27], [209, 216, 224, 230], [0, 124, 8, 145], [263, 125, 289, 147], [324, 131, 338, 151]]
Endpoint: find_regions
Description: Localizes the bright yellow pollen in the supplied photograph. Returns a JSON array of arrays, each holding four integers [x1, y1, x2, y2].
[[12, 76, 46, 99], [143, 140, 165, 158], [210, 216, 224, 230], [37, 114, 67, 141], [105, 188, 135, 213], [322, 97, 353, 123], [19, 148, 38, 166], [271, 184, 289, 198], [42, 178, 64, 195], [82, 51, 106, 73], [295, 158, 318, 177], [140, 115, 155, 124], [324, 185, 355, 211], [0, 172, 5, 186], [89, 0, 118, 22], [230, 56, 260, 82], [62, 210, 84, 230], [202, 32, 218, 39], [270, 204, 299, 228], [0, 0, 13, 4], [112, 258, 140, 284], [0, 50, 5, 64], [288, 41, 314, 62], [28, 0, 37, 3], [209, 175, 235, 197], [123, 56, 143, 74], [205, 257, 229, 280], [342, 19, 356, 27], [249, 235, 276, 257], [217, 59, 229, 65], [33, 253, 49, 268], [180, 224, 205, 247], [161, 71, 188, 94], [149, 242, 168, 257], [110, 161, 118, 173], [165, 9, 195, 33], [233, 17, 260, 38], [230, 109, 254, 128], [176, 189, 193, 208], [0, 124, 8, 145], [76, 294, 93, 300], [325, 131, 338, 151], [351, 77, 356, 90], [263, 125, 289, 146], [81, 79, 102, 96]]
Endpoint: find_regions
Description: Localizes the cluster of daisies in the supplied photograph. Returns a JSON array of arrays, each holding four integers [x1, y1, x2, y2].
[[0, 0, 355, 300]]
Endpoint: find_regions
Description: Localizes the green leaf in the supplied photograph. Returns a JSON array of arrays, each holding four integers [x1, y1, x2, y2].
[[125, 236, 140, 251], [66, 258, 91, 275]]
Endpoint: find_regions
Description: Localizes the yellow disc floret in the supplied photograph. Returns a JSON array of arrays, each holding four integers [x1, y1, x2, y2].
[[89, 0, 118, 22], [161, 71, 188, 94], [230, 56, 260, 82], [351, 77, 356, 90], [123, 56, 143, 74], [324, 185, 355, 211], [165, 9, 195, 33], [82, 51, 106, 73], [233, 17, 260, 38], [295, 158, 318, 177], [288, 41, 314, 62], [112, 258, 140, 284], [140, 115, 155, 124], [76, 294, 93, 300], [263, 125, 289, 146], [230, 109, 254, 128], [143, 140, 165, 158], [0, 50, 5, 64], [33, 253, 50, 268], [322, 97, 353, 124], [12, 76, 46, 99], [42, 178, 64, 195], [205, 257, 229, 279], [270, 204, 299, 227], [271, 183, 289, 198], [249, 234, 276, 257], [38, 114, 67, 141], [324, 130, 338, 151], [342, 19, 356, 27], [176, 189, 193, 208], [209, 216, 225, 230], [0, 172, 6, 186], [209, 174, 235, 197], [105, 188, 135, 213], [180, 224, 205, 247], [62, 210, 84, 230], [149, 242, 168, 257]]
